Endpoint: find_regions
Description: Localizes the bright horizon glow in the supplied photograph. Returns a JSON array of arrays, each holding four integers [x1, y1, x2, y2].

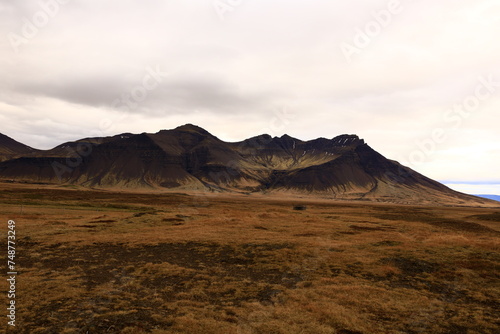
[[442, 183, 500, 196]]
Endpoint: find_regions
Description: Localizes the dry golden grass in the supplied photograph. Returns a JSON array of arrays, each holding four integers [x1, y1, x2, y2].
[[0, 182, 499, 333]]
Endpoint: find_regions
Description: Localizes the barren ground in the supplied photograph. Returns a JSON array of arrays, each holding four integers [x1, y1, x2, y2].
[[1, 182, 499, 333]]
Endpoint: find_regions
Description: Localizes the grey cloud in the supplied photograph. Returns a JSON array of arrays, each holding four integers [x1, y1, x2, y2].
[[16, 71, 276, 116], [144, 75, 273, 115], [18, 77, 128, 107]]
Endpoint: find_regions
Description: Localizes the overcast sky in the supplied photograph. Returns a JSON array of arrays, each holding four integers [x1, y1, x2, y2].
[[1, 0, 499, 194]]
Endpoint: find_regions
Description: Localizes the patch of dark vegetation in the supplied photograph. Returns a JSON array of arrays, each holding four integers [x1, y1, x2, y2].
[[454, 257, 500, 278], [467, 212, 500, 222], [380, 257, 438, 276], [423, 281, 470, 302], [374, 211, 437, 223], [23, 242, 300, 289], [444, 324, 470, 334], [90, 219, 116, 223], [377, 211, 499, 235], [364, 268, 470, 303], [371, 240, 402, 247], [427, 220, 499, 234], [17, 241, 305, 332], [162, 217, 184, 222], [338, 330, 364, 334], [257, 285, 283, 305], [26, 295, 164, 334], [45, 242, 63, 249], [344, 262, 364, 277]]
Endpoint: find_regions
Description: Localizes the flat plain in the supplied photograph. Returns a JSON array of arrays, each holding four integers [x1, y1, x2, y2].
[[1, 182, 499, 334]]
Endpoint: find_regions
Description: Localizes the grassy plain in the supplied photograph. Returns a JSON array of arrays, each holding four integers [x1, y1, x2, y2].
[[0, 182, 499, 333]]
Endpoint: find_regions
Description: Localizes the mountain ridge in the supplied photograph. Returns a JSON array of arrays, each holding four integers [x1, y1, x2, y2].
[[0, 124, 497, 207], [0, 133, 39, 162]]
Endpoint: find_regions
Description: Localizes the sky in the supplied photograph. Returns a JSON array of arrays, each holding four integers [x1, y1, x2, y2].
[[1, 0, 499, 195]]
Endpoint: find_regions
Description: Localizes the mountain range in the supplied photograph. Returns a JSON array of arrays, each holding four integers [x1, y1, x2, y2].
[[0, 124, 497, 207]]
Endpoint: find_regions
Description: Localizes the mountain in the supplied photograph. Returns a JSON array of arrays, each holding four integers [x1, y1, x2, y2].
[[0, 124, 497, 207], [475, 195, 500, 202], [0, 133, 39, 162]]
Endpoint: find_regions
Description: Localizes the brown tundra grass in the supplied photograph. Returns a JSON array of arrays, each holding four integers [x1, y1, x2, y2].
[[0, 183, 499, 333]]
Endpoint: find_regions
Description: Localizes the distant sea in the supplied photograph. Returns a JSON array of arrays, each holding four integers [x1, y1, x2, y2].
[[475, 194, 500, 202]]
